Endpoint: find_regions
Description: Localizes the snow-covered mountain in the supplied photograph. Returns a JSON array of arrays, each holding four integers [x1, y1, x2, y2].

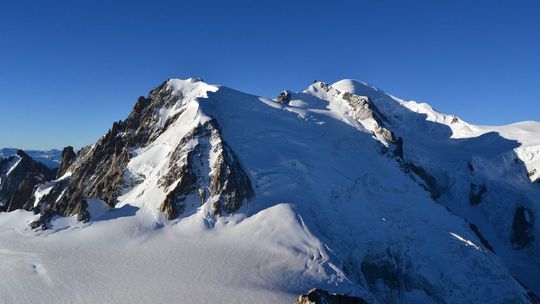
[[0, 150, 56, 212], [0, 78, 538, 304], [0, 148, 62, 169]]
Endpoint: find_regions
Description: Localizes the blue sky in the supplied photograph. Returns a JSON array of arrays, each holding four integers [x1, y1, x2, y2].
[[1, 0, 539, 149]]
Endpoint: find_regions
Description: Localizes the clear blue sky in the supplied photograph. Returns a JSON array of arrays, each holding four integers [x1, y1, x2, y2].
[[1, 0, 539, 149]]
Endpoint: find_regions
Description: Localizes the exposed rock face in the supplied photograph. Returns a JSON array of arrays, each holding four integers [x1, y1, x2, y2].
[[159, 118, 253, 219], [341, 91, 396, 145], [393, 136, 404, 159], [403, 162, 442, 200], [56, 146, 76, 178], [277, 90, 291, 104], [469, 183, 487, 205], [29, 176, 72, 230], [342, 93, 385, 127], [360, 252, 445, 304], [512, 206, 535, 249], [293, 289, 368, 304], [0, 150, 55, 212], [527, 291, 540, 304], [469, 223, 495, 253]]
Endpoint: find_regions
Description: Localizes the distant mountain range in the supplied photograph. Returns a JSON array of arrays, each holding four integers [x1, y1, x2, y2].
[[0, 148, 62, 169]]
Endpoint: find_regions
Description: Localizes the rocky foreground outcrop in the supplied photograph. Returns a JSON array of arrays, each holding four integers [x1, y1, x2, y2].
[[293, 289, 368, 304]]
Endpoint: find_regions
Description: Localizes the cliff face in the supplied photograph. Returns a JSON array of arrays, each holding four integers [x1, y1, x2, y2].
[[56, 146, 76, 179], [159, 118, 253, 219]]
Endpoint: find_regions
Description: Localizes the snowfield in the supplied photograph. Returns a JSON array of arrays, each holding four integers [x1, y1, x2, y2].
[[0, 205, 342, 304], [0, 78, 538, 303]]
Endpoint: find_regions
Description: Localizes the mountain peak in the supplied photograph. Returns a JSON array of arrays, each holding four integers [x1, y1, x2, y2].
[[166, 78, 218, 97], [331, 79, 379, 95], [15, 149, 29, 159]]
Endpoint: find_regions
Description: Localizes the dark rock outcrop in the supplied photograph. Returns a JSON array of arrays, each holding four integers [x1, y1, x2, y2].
[[342, 91, 384, 123], [403, 162, 443, 200], [469, 183, 487, 206], [30, 177, 71, 229], [293, 289, 368, 304], [469, 223, 495, 253], [393, 137, 404, 159], [360, 252, 444, 304], [527, 291, 540, 304], [56, 146, 76, 178], [361, 255, 403, 293], [0, 150, 55, 212], [159, 118, 253, 219], [511, 206, 535, 249], [341, 92, 395, 143], [277, 90, 292, 104]]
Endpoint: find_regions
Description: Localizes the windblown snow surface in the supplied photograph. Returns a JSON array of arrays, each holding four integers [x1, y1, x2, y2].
[[0, 78, 538, 303]]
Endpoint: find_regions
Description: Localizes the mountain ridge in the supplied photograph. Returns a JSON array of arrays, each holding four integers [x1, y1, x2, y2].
[[0, 77, 538, 304], [0, 148, 62, 169]]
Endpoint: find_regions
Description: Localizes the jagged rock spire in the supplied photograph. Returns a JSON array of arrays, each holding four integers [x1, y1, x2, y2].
[[56, 146, 76, 178]]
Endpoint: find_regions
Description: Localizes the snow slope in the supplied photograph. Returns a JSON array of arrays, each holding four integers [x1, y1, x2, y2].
[[0, 78, 538, 303], [330, 79, 540, 294]]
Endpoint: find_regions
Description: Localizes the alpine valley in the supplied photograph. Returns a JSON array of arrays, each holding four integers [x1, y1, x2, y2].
[[0, 78, 538, 304]]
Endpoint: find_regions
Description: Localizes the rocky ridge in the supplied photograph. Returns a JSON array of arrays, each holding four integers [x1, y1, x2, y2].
[[29, 79, 253, 227], [0, 150, 56, 212]]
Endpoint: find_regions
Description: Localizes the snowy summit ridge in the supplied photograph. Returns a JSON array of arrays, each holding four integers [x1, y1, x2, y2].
[[0, 77, 539, 304]]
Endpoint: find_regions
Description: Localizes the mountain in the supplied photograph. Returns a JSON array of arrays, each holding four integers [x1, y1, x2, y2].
[[0, 147, 75, 213], [0, 78, 538, 304], [0, 150, 56, 212], [0, 148, 62, 169]]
